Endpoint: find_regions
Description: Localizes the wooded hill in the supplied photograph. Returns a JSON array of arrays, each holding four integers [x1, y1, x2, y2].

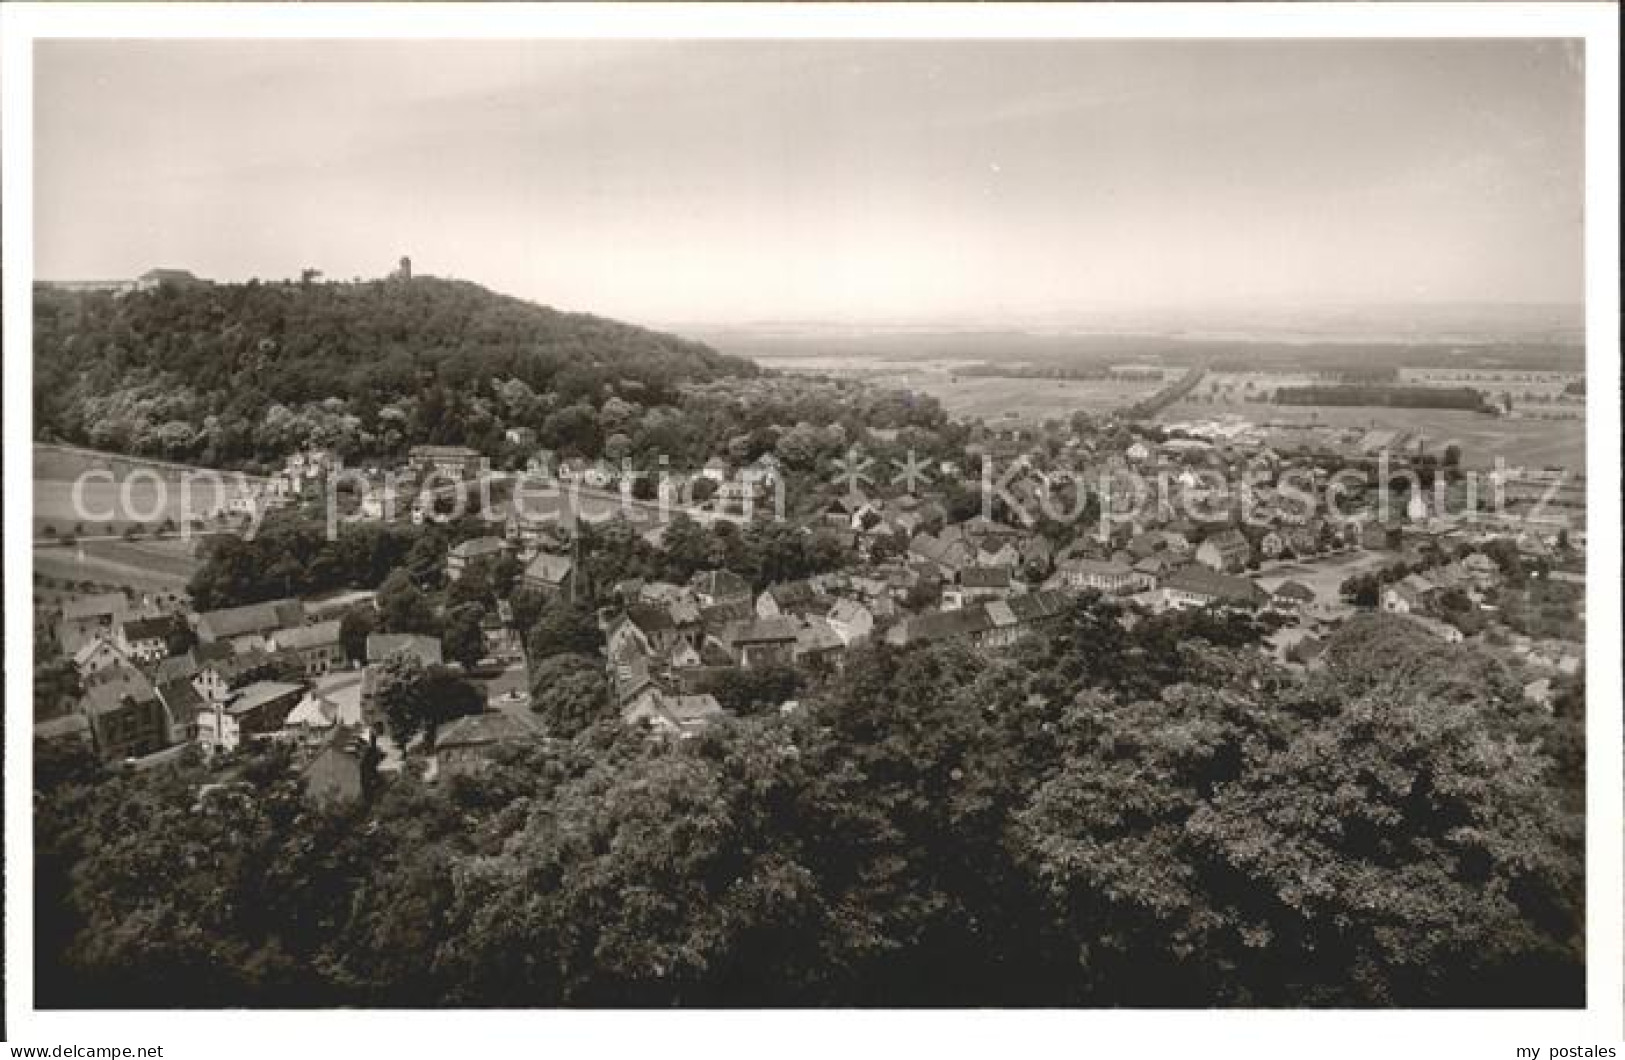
[[32, 276, 757, 467]]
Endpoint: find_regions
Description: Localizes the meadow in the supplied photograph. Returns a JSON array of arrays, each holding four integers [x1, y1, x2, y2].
[[34, 536, 201, 598], [863, 369, 1165, 424], [1158, 399, 1585, 472], [33, 446, 257, 535]]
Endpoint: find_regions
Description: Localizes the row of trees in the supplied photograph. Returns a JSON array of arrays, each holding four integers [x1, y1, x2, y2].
[[1273, 385, 1495, 412], [34, 603, 1582, 1007]]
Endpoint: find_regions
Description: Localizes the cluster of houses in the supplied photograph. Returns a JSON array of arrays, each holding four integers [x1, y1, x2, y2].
[[35, 590, 409, 801], [600, 567, 881, 738], [35, 412, 1587, 795]]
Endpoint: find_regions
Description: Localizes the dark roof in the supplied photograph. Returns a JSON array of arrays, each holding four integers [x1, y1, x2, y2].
[[1006, 590, 1071, 624], [120, 611, 181, 637], [203, 649, 278, 685], [626, 603, 677, 634], [81, 666, 158, 717], [960, 566, 1012, 589], [153, 653, 200, 685], [1163, 566, 1262, 603], [194, 641, 235, 663], [225, 680, 304, 716], [699, 598, 756, 628], [901, 607, 993, 644], [155, 679, 204, 724], [197, 599, 304, 640], [723, 617, 801, 645], [436, 710, 544, 749]]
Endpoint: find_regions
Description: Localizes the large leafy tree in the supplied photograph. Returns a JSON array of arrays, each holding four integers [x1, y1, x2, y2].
[[33, 599, 1584, 1009], [373, 652, 482, 745], [524, 596, 604, 660], [376, 570, 440, 636], [528, 653, 611, 738], [442, 603, 488, 670]]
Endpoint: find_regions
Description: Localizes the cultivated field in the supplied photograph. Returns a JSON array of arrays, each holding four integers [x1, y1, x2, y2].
[[34, 445, 258, 535], [865, 369, 1166, 424], [34, 535, 201, 598], [1158, 399, 1584, 472]]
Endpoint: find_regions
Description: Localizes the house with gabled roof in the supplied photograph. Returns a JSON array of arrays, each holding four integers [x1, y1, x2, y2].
[[718, 617, 800, 669], [1156, 567, 1265, 610], [1052, 557, 1147, 596], [433, 710, 545, 778], [80, 664, 168, 762], [302, 726, 380, 804], [523, 551, 576, 598], [366, 633, 443, 667], [198, 680, 305, 752], [115, 613, 184, 663], [73, 637, 131, 680], [192, 648, 279, 705], [1382, 573, 1437, 615], [154, 678, 205, 745], [1271, 580, 1317, 610], [948, 566, 1016, 608], [756, 580, 825, 619], [794, 617, 847, 666], [57, 592, 129, 656], [824, 598, 874, 646], [909, 531, 975, 577], [447, 536, 508, 581], [195, 598, 305, 652], [1195, 529, 1252, 573], [1133, 552, 1190, 585], [687, 569, 751, 608], [268, 619, 345, 676], [623, 689, 725, 740]]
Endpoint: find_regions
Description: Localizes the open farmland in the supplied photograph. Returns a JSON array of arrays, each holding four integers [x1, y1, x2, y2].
[[34, 444, 259, 535], [864, 368, 1167, 424], [34, 535, 202, 597], [1157, 398, 1584, 471]]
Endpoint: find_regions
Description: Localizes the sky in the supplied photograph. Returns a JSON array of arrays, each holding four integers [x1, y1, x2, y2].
[[34, 39, 1585, 326]]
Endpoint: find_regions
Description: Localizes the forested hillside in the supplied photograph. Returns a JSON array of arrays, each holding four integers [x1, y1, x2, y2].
[[32, 277, 756, 467]]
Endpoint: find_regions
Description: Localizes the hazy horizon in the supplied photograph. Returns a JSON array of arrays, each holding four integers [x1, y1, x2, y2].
[[36, 39, 1585, 326]]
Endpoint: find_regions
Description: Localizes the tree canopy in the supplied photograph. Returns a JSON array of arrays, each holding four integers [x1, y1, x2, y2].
[[34, 607, 1581, 1008]]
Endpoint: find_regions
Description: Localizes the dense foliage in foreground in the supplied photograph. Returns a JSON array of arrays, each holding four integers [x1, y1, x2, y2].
[[35, 607, 1583, 1007]]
